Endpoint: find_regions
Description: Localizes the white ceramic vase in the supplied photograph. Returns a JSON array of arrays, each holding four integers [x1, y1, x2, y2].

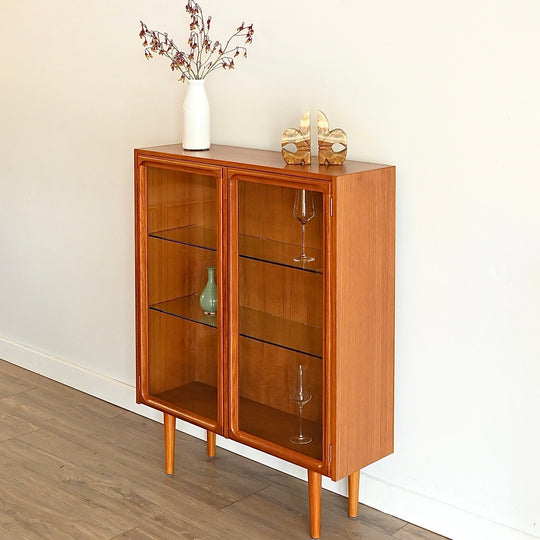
[[182, 79, 210, 150]]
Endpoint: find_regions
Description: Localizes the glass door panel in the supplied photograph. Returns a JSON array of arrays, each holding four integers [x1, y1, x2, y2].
[[146, 165, 220, 425], [235, 179, 324, 460]]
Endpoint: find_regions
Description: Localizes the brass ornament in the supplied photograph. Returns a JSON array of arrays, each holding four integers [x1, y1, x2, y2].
[[317, 111, 347, 165], [281, 111, 348, 166], [281, 111, 311, 165]]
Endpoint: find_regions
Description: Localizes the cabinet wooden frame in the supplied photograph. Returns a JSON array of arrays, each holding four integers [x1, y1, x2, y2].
[[228, 169, 332, 474], [135, 156, 227, 435], [134, 144, 395, 538]]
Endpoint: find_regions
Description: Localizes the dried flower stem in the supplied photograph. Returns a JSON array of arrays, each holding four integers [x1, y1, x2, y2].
[[139, 0, 254, 81]]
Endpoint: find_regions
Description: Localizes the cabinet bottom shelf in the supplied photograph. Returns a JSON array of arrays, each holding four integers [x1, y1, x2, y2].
[[154, 381, 218, 422], [151, 381, 322, 461], [239, 397, 323, 461]]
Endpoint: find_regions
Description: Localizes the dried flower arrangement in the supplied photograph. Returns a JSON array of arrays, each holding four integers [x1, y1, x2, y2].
[[139, 0, 254, 81]]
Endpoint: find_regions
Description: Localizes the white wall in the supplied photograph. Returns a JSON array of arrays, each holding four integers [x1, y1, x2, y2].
[[1, 1, 539, 539]]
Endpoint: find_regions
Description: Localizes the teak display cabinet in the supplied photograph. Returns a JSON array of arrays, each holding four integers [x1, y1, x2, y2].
[[135, 144, 395, 539]]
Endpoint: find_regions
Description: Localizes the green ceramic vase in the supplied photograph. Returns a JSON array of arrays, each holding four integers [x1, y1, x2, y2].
[[199, 266, 217, 314]]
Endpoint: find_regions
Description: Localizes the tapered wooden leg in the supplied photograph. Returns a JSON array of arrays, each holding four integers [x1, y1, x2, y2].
[[164, 413, 176, 476], [348, 470, 360, 518], [207, 430, 216, 458], [308, 470, 322, 539]]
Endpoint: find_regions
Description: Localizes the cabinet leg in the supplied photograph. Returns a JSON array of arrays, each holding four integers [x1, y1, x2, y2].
[[308, 470, 322, 539], [348, 470, 360, 518], [164, 413, 176, 476], [207, 430, 216, 458]]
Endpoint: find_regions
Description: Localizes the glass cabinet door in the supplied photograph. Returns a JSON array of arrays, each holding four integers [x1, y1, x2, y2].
[[231, 176, 325, 463], [143, 164, 223, 430]]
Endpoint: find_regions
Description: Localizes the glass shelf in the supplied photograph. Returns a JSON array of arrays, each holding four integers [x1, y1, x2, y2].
[[150, 295, 218, 328], [150, 294, 322, 359], [239, 235, 322, 274], [149, 225, 322, 274], [149, 225, 216, 251], [240, 307, 322, 359]]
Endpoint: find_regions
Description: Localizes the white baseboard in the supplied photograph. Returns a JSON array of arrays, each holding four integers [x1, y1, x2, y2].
[[1, 336, 537, 540], [361, 473, 539, 540]]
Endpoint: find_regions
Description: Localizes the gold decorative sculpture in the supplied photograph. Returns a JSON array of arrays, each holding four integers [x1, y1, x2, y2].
[[281, 111, 311, 165], [281, 110, 348, 165], [317, 111, 347, 165]]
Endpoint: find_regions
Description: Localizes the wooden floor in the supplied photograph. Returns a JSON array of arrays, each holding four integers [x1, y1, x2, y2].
[[0, 359, 448, 540]]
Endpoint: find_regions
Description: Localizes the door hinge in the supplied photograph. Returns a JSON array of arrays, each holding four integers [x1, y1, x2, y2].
[[329, 444, 332, 463], [330, 197, 333, 216]]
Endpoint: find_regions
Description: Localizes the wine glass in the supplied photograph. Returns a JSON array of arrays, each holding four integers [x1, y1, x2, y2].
[[293, 189, 315, 263], [289, 363, 312, 444]]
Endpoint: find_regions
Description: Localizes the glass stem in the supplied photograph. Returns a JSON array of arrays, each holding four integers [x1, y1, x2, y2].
[[298, 404, 304, 439], [301, 223, 306, 259]]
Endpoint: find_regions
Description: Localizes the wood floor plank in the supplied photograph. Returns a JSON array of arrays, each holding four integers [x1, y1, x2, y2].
[[243, 466, 408, 536], [0, 515, 43, 540], [0, 371, 36, 398], [0, 361, 122, 419], [110, 527, 157, 540], [231, 460, 407, 536], [33, 381, 124, 420], [83, 412, 272, 508], [0, 452, 130, 539], [393, 523, 451, 540], [0, 427, 273, 539], [355, 503, 409, 535], [109, 510, 251, 540], [0, 361, 69, 393], [230, 484, 397, 540], [0, 428, 209, 518], [0, 407, 39, 442]]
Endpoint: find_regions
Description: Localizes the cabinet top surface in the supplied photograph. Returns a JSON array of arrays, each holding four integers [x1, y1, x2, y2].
[[135, 144, 393, 179]]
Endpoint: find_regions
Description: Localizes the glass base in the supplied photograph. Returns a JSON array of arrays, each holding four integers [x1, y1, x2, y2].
[[293, 254, 315, 263], [290, 434, 312, 445]]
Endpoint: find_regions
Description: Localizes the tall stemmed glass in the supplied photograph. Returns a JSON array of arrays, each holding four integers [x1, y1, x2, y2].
[[289, 364, 312, 444], [293, 189, 315, 263]]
